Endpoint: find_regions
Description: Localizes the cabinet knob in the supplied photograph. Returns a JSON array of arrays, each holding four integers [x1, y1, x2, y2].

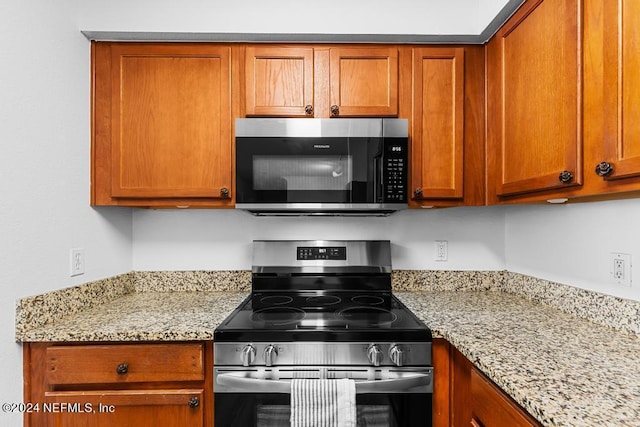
[[558, 170, 574, 184], [220, 187, 230, 198], [188, 397, 200, 409], [304, 105, 313, 116], [595, 161, 614, 177], [413, 188, 423, 199], [330, 105, 340, 117], [116, 363, 128, 375]]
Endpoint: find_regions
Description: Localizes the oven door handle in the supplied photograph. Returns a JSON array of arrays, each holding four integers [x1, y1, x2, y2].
[[215, 371, 432, 394]]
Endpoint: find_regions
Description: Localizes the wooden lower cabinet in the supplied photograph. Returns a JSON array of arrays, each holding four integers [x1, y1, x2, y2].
[[470, 369, 538, 427], [23, 342, 212, 427], [433, 339, 540, 427]]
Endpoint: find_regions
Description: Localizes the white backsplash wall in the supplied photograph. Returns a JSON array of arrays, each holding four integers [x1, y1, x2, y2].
[[505, 198, 640, 302], [132, 207, 507, 271]]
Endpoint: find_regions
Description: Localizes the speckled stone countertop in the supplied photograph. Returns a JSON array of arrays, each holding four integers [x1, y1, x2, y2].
[[15, 270, 640, 426], [395, 291, 640, 427], [18, 291, 248, 342]]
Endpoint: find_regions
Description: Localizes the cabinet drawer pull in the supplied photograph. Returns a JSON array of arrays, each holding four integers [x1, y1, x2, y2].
[[558, 170, 574, 184], [304, 105, 313, 116], [330, 105, 340, 117], [595, 161, 614, 177], [220, 187, 230, 198], [188, 397, 200, 408], [116, 363, 128, 375], [413, 188, 423, 199]]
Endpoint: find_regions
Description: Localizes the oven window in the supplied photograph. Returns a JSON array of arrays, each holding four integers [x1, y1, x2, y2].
[[215, 393, 432, 427], [253, 156, 353, 191]]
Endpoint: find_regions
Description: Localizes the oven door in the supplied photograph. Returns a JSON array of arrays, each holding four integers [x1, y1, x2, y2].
[[235, 118, 407, 214], [214, 366, 433, 427]]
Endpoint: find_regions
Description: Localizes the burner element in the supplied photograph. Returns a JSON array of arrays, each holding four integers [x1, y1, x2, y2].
[[260, 295, 293, 306], [251, 307, 306, 326], [306, 295, 342, 306], [351, 295, 385, 305], [337, 306, 398, 326]]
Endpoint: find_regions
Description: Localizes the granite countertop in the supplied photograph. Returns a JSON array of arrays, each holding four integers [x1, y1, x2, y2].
[[18, 291, 248, 342], [395, 291, 640, 427], [14, 270, 640, 427]]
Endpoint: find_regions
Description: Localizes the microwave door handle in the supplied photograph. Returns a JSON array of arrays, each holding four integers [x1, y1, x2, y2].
[[216, 371, 432, 394]]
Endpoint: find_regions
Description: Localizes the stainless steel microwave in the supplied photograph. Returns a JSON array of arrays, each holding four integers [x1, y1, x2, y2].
[[235, 118, 408, 215]]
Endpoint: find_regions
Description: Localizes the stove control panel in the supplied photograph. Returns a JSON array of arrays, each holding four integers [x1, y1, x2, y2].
[[297, 246, 346, 260], [215, 342, 432, 367]]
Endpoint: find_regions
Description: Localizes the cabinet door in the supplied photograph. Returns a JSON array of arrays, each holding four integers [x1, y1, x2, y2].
[[45, 389, 204, 427], [110, 44, 232, 199], [600, 0, 640, 181], [245, 46, 314, 117], [487, 0, 582, 197], [329, 47, 398, 117], [470, 369, 538, 427], [411, 47, 465, 200]]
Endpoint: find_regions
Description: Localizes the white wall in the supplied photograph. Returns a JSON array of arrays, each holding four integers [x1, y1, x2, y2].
[[133, 207, 506, 271], [506, 198, 640, 301], [79, 0, 493, 36], [0, 0, 133, 422]]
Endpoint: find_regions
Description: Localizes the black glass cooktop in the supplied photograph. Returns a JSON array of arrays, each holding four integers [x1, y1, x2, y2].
[[214, 292, 431, 342]]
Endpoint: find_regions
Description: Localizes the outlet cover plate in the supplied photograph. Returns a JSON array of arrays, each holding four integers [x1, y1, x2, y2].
[[610, 252, 631, 287]]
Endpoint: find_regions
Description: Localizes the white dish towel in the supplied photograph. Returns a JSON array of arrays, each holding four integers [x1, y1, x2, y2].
[[290, 378, 356, 427]]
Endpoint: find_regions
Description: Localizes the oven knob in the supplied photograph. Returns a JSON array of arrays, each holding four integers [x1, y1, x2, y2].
[[367, 344, 383, 367], [389, 344, 404, 367], [263, 344, 278, 367], [241, 344, 256, 367]]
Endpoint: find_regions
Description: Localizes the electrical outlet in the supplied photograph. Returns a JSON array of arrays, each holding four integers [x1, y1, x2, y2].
[[610, 253, 631, 287], [70, 248, 85, 277], [435, 240, 448, 262]]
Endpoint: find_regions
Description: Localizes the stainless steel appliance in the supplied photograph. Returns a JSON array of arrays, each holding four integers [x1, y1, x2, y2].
[[214, 240, 433, 426], [235, 118, 408, 215]]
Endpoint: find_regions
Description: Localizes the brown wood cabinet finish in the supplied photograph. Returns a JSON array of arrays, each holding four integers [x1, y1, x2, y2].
[[409, 46, 485, 207], [487, 0, 583, 199], [600, 0, 640, 182], [92, 42, 236, 207], [432, 339, 451, 427], [486, 0, 640, 203], [470, 369, 539, 427], [245, 46, 315, 117], [23, 342, 212, 427], [328, 47, 399, 117], [45, 390, 204, 427], [243, 45, 399, 118], [442, 343, 541, 427], [411, 47, 465, 201]]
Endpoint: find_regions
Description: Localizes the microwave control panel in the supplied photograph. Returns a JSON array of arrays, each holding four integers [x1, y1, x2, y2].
[[383, 142, 407, 202]]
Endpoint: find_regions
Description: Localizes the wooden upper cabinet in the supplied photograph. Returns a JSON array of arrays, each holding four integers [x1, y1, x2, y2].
[[487, 0, 583, 199], [600, 0, 640, 181], [92, 42, 234, 207], [329, 47, 398, 117], [411, 47, 465, 200], [243, 46, 398, 118], [245, 46, 314, 117]]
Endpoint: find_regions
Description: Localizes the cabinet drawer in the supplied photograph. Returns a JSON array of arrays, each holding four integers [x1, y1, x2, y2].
[[471, 368, 539, 427], [46, 344, 204, 385]]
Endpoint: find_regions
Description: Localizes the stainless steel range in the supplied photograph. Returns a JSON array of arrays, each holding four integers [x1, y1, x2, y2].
[[213, 240, 433, 426]]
